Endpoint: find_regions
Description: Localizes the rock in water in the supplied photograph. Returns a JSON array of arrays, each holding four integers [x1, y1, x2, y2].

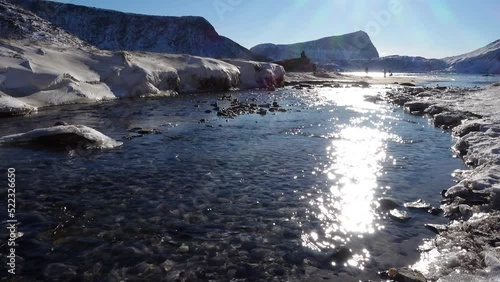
[[404, 199, 432, 210], [0, 125, 123, 149], [380, 267, 427, 282], [378, 197, 400, 210], [389, 209, 412, 221]]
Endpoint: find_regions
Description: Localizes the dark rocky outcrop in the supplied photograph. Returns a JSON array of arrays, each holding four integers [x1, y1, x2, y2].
[[274, 57, 317, 72]]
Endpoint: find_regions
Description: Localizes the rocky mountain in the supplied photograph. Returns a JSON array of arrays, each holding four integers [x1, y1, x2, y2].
[[443, 39, 500, 74], [250, 31, 379, 62], [10, 0, 264, 60], [0, 0, 89, 48]]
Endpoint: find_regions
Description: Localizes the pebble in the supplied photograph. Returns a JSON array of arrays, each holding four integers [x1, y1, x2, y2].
[[178, 243, 189, 253]]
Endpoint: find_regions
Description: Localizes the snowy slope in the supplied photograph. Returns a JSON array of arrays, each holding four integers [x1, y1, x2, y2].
[[442, 40, 500, 74], [11, 0, 263, 60], [250, 31, 379, 62], [0, 39, 285, 114], [0, 0, 90, 48]]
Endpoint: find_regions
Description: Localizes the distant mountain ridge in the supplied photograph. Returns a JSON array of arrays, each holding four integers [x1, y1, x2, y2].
[[10, 0, 265, 60], [250, 31, 380, 62], [443, 40, 500, 74]]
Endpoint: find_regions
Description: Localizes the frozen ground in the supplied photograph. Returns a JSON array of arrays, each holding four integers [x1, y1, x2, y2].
[[0, 39, 285, 115]]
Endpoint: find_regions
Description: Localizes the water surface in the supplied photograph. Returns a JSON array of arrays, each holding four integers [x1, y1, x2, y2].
[[0, 86, 463, 281]]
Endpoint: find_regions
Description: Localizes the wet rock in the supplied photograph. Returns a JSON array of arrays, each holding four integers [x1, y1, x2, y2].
[[454, 138, 470, 156], [428, 206, 443, 215], [44, 263, 77, 280], [453, 122, 482, 137], [331, 245, 352, 262], [424, 105, 445, 116], [395, 267, 427, 282], [354, 81, 370, 88], [364, 95, 383, 103], [400, 82, 416, 87], [433, 112, 464, 128], [378, 197, 400, 210], [124, 134, 143, 140], [404, 101, 432, 113], [444, 184, 470, 198], [257, 108, 267, 115], [54, 121, 69, 126], [128, 127, 160, 134], [404, 199, 432, 210], [425, 223, 448, 234], [389, 209, 412, 221], [177, 243, 190, 253], [411, 87, 425, 95]]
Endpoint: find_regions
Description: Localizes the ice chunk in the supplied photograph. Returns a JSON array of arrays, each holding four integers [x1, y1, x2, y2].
[[0, 125, 122, 149]]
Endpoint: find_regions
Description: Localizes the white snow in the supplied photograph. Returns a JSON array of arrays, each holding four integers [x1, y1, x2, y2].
[[0, 91, 37, 115], [0, 39, 285, 112], [222, 59, 285, 89], [0, 124, 123, 149]]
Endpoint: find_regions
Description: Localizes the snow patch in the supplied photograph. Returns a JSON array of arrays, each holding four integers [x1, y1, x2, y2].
[[0, 91, 37, 116], [222, 59, 285, 89], [0, 124, 123, 149]]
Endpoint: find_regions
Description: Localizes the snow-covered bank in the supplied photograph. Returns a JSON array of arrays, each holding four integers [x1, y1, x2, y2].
[[385, 82, 500, 281], [0, 91, 37, 116], [0, 40, 285, 115]]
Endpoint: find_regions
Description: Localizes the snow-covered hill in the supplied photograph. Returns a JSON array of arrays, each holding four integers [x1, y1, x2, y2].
[[0, 0, 90, 48], [10, 0, 263, 60], [443, 40, 500, 74], [250, 31, 379, 62]]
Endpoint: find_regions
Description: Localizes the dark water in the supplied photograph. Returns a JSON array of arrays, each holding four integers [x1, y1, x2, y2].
[[0, 86, 463, 281]]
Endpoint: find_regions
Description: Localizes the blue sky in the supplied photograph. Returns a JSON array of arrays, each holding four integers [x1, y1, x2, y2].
[[52, 0, 499, 58]]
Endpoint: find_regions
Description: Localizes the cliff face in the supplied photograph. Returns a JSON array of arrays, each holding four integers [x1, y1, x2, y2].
[[250, 31, 379, 63], [11, 0, 262, 60]]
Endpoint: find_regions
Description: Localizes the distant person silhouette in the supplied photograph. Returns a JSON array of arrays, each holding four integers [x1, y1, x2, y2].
[[384, 69, 387, 78], [301, 50, 307, 59], [365, 67, 368, 76]]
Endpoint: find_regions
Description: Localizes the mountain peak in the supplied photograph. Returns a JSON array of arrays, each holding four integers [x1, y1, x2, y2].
[[250, 31, 379, 62]]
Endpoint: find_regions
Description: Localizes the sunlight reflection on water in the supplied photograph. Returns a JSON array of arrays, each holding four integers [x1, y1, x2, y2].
[[302, 87, 398, 269]]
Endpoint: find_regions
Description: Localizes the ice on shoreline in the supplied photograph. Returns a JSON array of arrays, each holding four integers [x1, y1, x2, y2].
[[0, 91, 37, 116], [386, 82, 500, 281], [0, 40, 285, 113]]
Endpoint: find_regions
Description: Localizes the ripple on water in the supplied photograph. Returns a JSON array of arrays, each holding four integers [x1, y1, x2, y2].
[[0, 87, 463, 280]]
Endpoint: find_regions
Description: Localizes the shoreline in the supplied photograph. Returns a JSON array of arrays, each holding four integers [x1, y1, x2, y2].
[[288, 71, 500, 280], [380, 82, 500, 280]]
